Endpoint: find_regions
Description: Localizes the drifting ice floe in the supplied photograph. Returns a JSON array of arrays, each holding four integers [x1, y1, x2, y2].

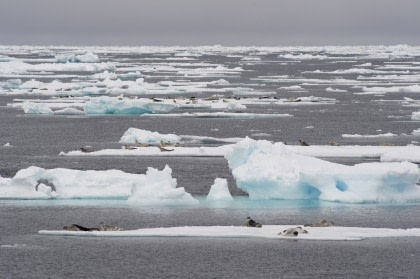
[[225, 138, 420, 203], [55, 52, 99, 63], [53, 108, 85, 115], [0, 165, 196, 205], [38, 225, 420, 241], [21, 102, 53, 115], [84, 96, 177, 114], [119, 128, 181, 145], [206, 178, 233, 201], [380, 147, 420, 163], [412, 111, 420, 120], [119, 128, 242, 145], [342, 133, 397, 138]]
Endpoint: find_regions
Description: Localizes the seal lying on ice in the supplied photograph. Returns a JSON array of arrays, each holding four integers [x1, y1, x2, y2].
[[304, 220, 334, 227], [278, 226, 308, 236], [63, 224, 99, 231], [98, 222, 125, 231], [244, 217, 262, 228], [63, 223, 124, 232]]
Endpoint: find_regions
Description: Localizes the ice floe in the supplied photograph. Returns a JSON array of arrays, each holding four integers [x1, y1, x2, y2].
[[342, 133, 398, 138], [0, 165, 195, 205], [55, 52, 99, 63], [53, 108, 85, 115], [225, 138, 420, 203], [83, 96, 177, 114], [38, 225, 420, 241], [21, 102, 53, 115], [412, 112, 420, 120], [380, 147, 420, 163], [119, 128, 181, 145]]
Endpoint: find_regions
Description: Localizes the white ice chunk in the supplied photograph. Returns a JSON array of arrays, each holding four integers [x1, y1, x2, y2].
[[127, 165, 198, 206], [21, 102, 53, 114], [119, 128, 181, 145], [412, 111, 420, 120], [206, 178, 233, 201], [326, 87, 348, 93], [0, 165, 195, 204], [53, 108, 85, 115], [55, 52, 99, 63], [83, 96, 177, 115], [225, 138, 420, 203]]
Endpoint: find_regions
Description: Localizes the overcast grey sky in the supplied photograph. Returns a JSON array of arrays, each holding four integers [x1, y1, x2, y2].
[[1, 0, 419, 46]]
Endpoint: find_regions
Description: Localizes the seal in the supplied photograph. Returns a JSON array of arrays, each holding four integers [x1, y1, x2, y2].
[[299, 139, 309, 146], [278, 226, 308, 236], [98, 222, 124, 231], [244, 217, 262, 228], [304, 220, 334, 227], [63, 224, 99, 231]]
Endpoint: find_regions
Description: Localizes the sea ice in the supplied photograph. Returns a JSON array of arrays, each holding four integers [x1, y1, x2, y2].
[[0, 165, 196, 205], [342, 133, 397, 138], [53, 108, 85, 115], [206, 178, 233, 201], [38, 225, 420, 241], [21, 102, 53, 114], [127, 165, 198, 206], [55, 52, 99, 63], [83, 96, 177, 114], [412, 111, 420, 120], [119, 128, 181, 145], [225, 138, 420, 203]]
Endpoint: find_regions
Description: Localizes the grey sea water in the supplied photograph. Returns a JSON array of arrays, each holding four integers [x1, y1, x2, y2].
[[0, 47, 420, 278]]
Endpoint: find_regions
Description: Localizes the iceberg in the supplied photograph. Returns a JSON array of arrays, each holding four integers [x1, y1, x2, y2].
[[21, 102, 53, 114], [0, 165, 196, 205], [119, 128, 181, 145], [206, 178, 233, 201], [83, 96, 177, 115], [225, 138, 420, 203]]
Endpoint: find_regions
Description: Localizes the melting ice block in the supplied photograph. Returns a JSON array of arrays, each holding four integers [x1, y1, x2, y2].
[[84, 96, 177, 114], [225, 138, 420, 203], [0, 165, 197, 206], [206, 178, 233, 201]]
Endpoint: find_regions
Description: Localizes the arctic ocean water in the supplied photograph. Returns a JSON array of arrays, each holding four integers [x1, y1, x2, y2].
[[0, 46, 420, 278]]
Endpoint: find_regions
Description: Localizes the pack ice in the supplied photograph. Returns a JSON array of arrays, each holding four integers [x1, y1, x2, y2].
[[0, 165, 197, 205], [83, 96, 177, 114], [225, 138, 420, 203]]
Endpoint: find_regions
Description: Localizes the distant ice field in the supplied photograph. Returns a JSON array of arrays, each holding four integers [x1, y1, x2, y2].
[[1, 45, 420, 278]]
